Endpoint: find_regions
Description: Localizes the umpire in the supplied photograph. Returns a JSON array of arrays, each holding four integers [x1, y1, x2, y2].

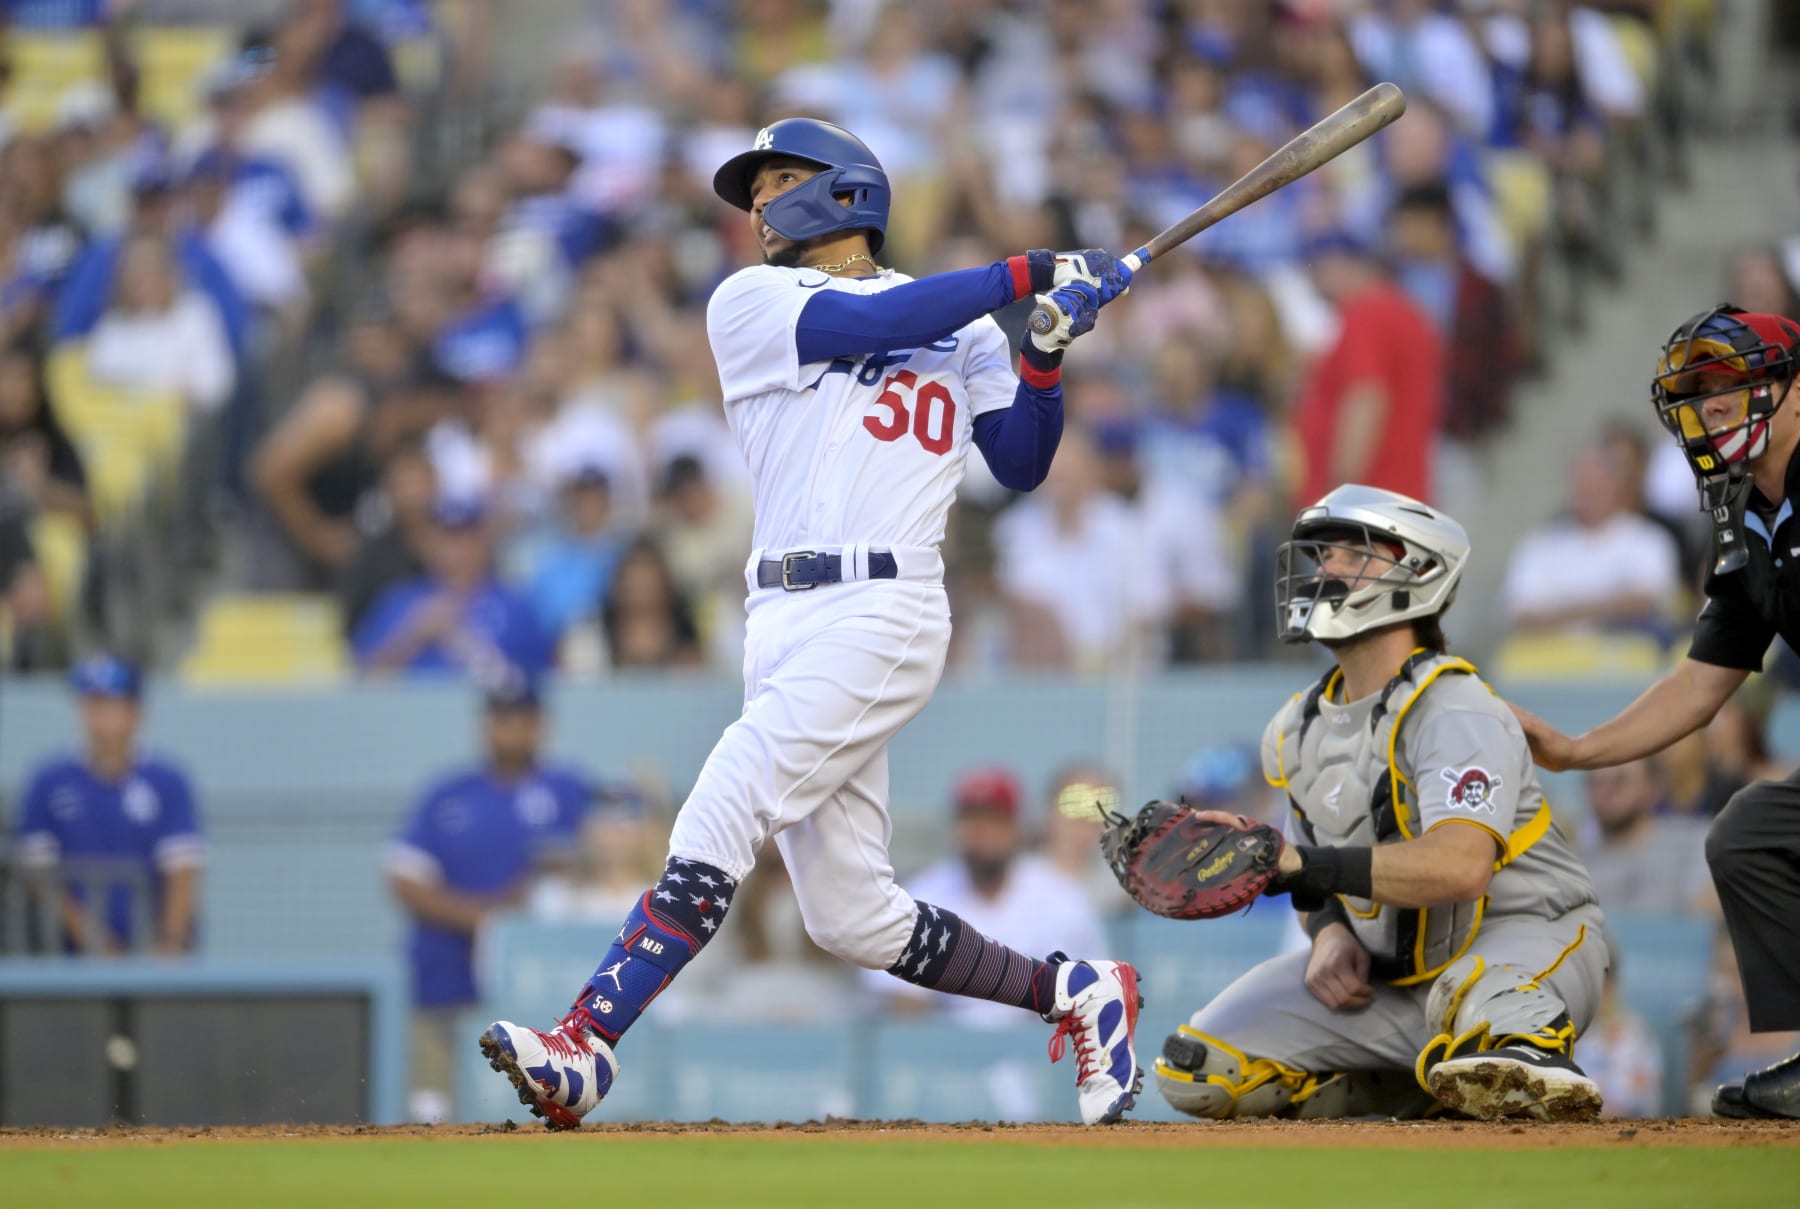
[[1513, 307, 1800, 1119]]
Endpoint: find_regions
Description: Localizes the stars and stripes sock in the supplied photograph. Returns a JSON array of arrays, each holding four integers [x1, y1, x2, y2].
[[566, 857, 734, 1045], [884, 901, 1061, 1017]]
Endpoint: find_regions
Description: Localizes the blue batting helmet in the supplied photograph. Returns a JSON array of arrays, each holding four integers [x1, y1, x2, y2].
[[712, 118, 890, 254]]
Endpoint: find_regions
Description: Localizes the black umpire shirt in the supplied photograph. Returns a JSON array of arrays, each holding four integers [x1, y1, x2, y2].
[[1690, 447, 1800, 670]]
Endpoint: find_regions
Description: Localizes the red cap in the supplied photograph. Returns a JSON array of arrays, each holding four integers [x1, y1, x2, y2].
[[953, 766, 1022, 817]]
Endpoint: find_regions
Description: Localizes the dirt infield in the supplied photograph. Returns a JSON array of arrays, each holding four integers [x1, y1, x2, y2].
[[3, 1117, 1796, 1151]]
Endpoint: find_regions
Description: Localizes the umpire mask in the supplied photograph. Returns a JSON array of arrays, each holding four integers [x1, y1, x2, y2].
[[1275, 485, 1469, 645]]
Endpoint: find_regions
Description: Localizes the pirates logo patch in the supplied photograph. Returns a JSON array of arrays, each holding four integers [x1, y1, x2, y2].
[[1441, 766, 1503, 814]]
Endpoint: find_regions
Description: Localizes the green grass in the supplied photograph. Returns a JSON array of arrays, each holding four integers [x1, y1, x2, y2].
[[7, 1137, 1799, 1209]]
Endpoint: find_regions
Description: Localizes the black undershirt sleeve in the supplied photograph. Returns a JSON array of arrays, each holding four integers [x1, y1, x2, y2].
[[1688, 571, 1778, 671]]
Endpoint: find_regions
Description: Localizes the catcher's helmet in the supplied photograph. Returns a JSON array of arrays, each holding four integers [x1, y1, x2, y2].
[[1275, 484, 1469, 645], [1652, 305, 1799, 476], [712, 118, 890, 254]]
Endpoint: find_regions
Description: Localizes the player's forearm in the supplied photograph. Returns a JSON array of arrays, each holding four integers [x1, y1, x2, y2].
[[156, 868, 198, 954], [1369, 829, 1495, 908], [793, 263, 1022, 363], [390, 875, 495, 934], [972, 382, 1064, 491], [1566, 658, 1747, 769]]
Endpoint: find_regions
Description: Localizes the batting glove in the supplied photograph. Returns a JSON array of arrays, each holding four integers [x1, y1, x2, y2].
[[1051, 249, 1132, 305], [1020, 281, 1101, 384]]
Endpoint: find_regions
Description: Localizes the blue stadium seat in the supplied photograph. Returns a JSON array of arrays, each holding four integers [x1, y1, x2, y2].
[[1604, 912, 1714, 1116]]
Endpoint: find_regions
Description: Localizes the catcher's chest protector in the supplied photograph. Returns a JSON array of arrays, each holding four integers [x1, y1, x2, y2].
[[1270, 651, 1480, 985]]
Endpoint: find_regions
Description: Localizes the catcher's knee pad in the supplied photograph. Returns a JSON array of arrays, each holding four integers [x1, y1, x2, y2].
[[1152, 1026, 1317, 1119], [1415, 954, 1579, 1092]]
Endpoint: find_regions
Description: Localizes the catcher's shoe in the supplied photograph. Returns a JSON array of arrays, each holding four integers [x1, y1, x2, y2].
[[1713, 1051, 1800, 1120], [1047, 955, 1143, 1125], [479, 1015, 618, 1129], [1427, 1044, 1602, 1123]]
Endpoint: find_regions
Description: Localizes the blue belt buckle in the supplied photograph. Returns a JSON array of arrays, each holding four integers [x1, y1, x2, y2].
[[781, 550, 820, 591]]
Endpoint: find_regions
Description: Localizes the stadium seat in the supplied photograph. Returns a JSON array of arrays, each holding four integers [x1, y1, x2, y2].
[[46, 343, 187, 525], [2, 32, 105, 134], [1493, 632, 1669, 681], [130, 27, 234, 132], [180, 593, 349, 685]]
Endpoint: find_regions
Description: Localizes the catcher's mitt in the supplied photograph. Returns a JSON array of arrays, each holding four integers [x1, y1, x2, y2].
[[1101, 800, 1285, 920]]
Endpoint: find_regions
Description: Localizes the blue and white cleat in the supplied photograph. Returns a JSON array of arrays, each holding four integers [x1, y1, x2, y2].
[[1047, 955, 1144, 1124], [478, 1016, 618, 1129]]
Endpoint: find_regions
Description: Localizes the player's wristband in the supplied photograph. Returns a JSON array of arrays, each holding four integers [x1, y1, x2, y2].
[[1278, 845, 1374, 904], [1302, 895, 1352, 941], [1018, 337, 1063, 388], [1003, 250, 1056, 302]]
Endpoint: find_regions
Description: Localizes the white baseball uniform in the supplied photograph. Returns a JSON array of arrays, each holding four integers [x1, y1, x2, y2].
[[672, 263, 1019, 969]]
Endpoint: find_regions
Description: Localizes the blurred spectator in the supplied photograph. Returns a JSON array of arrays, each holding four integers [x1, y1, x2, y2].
[[1582, 947, 1665, 1119], [1290, 230, 1443, 509], [1581, 759, 1711, 914], [1500, 444, 1682, 639], [1348, 0, 1495, 139], [351, 495, 551, 680], [1726, 244, 1800, 318], [252, 302, 453, 589], [1042, 761, 1131, 917], [529, 778, 660, 923], [586, 537, 703, 674], [0, 342, 88, 522], [83, 232, 235, 416], [994, 425, 1170, 670], [384, 677, 594, 1124], [12, 655, 203, 955], [1707, 675, 1796, 792], [1388, 180, 1520, 445], [0, 136, 84, 343], [0, 489, 51, 656], [229, 35, 356, 226], [872, 766, 1108, 1028], [55, 162, 251, 361], [337, 435, 436, 637], [513, 462, 626, 646], [1685, 928, 1800, 1116], [1176, 742, 1273, 826], [1601, 418, 1704, 580], [1655, 728, 1745, 822], [655, 452, 753, 667]]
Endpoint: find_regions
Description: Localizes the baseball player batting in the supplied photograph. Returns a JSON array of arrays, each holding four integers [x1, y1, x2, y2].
[[480, 118, 1143, 1127], [1144, 486, 1611, 1122]]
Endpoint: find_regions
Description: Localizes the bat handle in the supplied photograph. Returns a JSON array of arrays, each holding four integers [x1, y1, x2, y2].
[[1026, 246, 1151, 337]]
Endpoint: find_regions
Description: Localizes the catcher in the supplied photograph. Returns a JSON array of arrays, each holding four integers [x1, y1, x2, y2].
[[1109, 485, 1610, 1121]]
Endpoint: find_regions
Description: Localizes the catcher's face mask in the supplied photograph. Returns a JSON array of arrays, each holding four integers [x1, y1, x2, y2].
[[1275, 486, 1467, 645], [1654, 307, 1798, 475]]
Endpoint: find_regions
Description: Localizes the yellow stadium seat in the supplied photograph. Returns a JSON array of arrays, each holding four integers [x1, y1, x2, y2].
[[28, 512, 88, 634], [1, 32, 105, 134], [1493, 631, 1669, 682], [130, 26, 235, 132], [180, 593, 350, 686], [46, 342, 187, 524]]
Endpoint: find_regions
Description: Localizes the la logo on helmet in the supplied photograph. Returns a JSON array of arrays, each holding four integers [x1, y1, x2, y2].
[[753, 127, 774, 150]]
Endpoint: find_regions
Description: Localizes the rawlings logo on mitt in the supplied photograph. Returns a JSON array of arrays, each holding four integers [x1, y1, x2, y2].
[[1100, 800, 1285, 920]]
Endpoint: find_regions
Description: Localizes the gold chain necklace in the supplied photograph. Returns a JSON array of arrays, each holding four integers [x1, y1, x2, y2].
[[807, 252, 883, 275]]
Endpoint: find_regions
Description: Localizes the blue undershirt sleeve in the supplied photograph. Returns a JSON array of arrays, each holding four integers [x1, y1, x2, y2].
[[794, 263, 1018, 363], [972, 380, 1064, 492]]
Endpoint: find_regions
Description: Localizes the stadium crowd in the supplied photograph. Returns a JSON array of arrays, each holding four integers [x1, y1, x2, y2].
[[0, 0, 1781, 678]]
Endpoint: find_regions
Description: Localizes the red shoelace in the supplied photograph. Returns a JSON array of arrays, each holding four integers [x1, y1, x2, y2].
[[1049, 1013, 1099, 1080]]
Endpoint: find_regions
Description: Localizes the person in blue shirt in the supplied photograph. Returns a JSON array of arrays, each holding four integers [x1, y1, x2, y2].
[[383, 676, 594, 1122], [13, 655, 204, 955], [352, 495, 552, 679]]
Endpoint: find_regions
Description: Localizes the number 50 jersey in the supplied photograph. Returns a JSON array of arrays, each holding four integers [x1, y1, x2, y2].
[[705, 264, 1020, 554]]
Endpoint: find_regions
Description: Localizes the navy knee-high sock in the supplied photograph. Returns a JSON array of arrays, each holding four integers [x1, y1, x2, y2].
[[566, 857, 735, 1044], [884, 901, 1061, 1017]]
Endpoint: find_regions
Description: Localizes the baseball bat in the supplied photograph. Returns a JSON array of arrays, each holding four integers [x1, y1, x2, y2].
[[1028, 81, 1408, 337]]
